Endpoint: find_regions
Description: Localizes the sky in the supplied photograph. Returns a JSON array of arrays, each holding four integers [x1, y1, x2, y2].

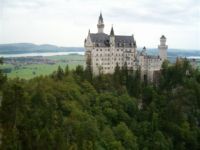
[[0, 0, 199, 49]]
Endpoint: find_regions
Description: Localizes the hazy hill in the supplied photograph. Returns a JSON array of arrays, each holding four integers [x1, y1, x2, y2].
[[0, 43, 84, 54]]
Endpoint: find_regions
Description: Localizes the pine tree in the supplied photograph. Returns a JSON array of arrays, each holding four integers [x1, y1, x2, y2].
[[0, 58, 7, 90], [113, 63, 121, 87], [56, 66, 64, 80], [84, 56, 93, 82], [65, 65, 69, 76]]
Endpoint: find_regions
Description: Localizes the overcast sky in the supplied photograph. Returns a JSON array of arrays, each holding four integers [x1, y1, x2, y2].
[[0, 0, 199, 49]]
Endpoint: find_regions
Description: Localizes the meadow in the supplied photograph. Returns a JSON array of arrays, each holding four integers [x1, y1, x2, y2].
[[1, 54, 85, 79]]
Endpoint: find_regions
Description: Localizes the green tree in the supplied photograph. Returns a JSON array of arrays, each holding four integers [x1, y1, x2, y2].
[[0, 58, 7, 89], [114, 122, 138, 150], [57, 65, 65, 80], [75, 65, 84, 78], [101, 126, 123, 150], [65, 65, 69, 76], [152, 130, 172, 150], [84, 56, 93, 82]]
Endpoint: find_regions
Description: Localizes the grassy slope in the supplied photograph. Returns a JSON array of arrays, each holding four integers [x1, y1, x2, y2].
[[1, 55, 85, 79]]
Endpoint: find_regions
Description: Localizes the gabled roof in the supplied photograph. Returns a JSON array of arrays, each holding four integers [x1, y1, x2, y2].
[[89, 33, 135, 48], [90, 33, 110, 47], [115, 35, 135, 47]]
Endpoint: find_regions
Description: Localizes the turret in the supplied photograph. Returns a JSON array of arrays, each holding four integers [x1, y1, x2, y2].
[[85, 29, 92, 48], [110, 26, 115, 47], [97, 12, 104, 33], [158, 35, 168, 61]]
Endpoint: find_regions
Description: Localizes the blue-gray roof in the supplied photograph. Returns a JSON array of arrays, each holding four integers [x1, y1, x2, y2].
[[90, 33, 136, 48]]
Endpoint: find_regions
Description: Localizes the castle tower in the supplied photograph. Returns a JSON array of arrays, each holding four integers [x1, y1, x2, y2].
[[158, 35, 168, 61], [97, 13, 104, 33], [110, 26, 115, 47]]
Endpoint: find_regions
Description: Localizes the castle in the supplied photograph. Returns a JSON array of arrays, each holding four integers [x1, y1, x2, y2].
[[84, 13, 168, 82]]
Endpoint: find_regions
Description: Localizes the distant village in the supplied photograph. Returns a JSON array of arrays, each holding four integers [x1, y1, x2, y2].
[[4, 56, 83, 66]]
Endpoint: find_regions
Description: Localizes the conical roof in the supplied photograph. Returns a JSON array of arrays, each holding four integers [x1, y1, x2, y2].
[[98, 12, 103, 23], [110, 26, 114, 36], [161, 35, 166, 39]]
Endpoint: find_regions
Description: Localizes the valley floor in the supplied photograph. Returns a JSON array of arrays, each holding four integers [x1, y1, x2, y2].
[[0, 54, 85, 79]]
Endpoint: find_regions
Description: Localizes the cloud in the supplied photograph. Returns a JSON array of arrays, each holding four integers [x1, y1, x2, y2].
[[0, 0, 199, 49], [0, 0, 47, 8], [1, 0, 198, 25], [106, 0, 199, 26]]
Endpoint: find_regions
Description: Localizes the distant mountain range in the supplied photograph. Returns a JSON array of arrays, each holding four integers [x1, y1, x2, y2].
[[0, 43, 84, 54], [0, 43, 200, 58]]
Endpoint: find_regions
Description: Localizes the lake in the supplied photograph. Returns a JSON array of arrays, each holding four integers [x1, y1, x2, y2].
[[0, 52, 85, 58], [0, 52, 200, 60]]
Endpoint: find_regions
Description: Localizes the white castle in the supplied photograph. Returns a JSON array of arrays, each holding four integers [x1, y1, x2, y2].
[[84, 13, 168, 82]]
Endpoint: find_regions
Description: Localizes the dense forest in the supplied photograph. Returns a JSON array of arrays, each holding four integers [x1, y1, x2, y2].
[[0, 58, 200, 150]]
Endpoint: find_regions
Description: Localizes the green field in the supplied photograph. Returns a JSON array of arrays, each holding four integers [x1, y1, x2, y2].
[[0, 54, 85, 79]]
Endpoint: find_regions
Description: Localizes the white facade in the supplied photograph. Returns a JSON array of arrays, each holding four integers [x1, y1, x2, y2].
[[84, 13, 168, 82], [158, 35, 168, 61], [138, 47, 163, 82]]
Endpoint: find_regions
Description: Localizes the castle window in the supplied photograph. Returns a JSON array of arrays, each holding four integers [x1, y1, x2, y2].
[[100, 49, 102, 51], [96, 49, 98, 51]]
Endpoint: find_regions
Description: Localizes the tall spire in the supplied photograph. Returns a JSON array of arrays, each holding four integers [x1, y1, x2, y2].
[[99, 12, 103, 24], [97, 12, 104, 33], [110, 25, 115, 47], [110, 26, 114, 36]]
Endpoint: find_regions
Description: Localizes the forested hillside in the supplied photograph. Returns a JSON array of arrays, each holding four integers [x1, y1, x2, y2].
[[0, 58, 200, 150]]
